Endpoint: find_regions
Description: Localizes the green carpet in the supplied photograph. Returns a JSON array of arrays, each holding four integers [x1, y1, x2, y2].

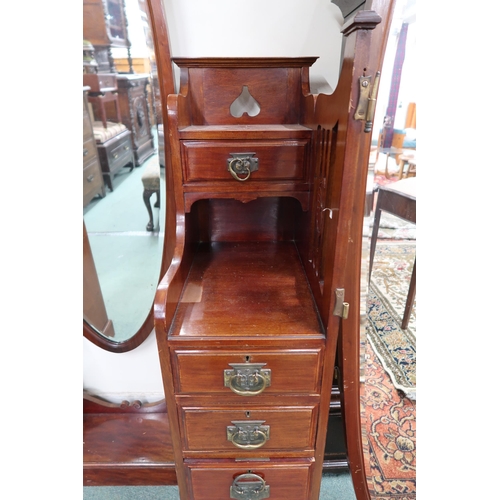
[[83, 471, 356, 499]]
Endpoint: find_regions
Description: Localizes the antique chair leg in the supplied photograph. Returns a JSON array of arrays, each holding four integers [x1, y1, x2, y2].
[[402, 258, 416, 329], [154, 190, 160, 208], [143, 189, 155, 231]]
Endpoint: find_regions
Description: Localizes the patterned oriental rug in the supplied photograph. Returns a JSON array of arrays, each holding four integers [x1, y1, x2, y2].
[[366, 243, 416, 399], [362, 341, 417, 499]]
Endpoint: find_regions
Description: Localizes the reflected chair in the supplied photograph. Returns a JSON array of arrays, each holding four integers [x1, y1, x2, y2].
[[141, 158, 160, 231], [368, 177, 416, 329]]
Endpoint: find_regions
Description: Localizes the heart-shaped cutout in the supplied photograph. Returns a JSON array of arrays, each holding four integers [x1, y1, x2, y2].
[[230, 86, 261, 117]]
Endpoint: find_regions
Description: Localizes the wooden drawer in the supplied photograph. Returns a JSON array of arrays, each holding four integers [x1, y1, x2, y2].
[[83, 73, 117, 93], [98, 130, 134, 175], [83, 137, 98, 169], [179, 404, 318, 455], [186, 459, 312, 500], [171, 349, 323, 396], [181, 140, 308, 183], [83, 159, 104, 206]]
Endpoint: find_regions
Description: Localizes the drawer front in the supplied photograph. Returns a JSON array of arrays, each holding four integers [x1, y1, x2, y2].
[[83, 137, 98, 169], [181, 140, 308, 183], [101, 132, 133, 173], [83, 160, 103, 201], [187, 461, 312, 500], [83, 73, 117, 92], [180, 404, 318, 453], [171, 349, 323, 396], [108, 133, 133, 162]]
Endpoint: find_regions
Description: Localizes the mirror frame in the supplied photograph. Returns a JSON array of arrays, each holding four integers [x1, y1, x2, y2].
[[83, 0, 175, 352]]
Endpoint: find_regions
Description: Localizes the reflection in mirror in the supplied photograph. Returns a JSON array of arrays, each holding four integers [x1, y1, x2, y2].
[[83, 0, 166, 345]]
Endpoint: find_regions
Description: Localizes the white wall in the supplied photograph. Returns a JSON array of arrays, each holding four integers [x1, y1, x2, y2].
[[83, 0, 349, 404]]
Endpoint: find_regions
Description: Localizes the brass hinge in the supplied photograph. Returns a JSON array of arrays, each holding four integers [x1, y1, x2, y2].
[[354, 71, 381, 133], [333, 288, 349, 319]]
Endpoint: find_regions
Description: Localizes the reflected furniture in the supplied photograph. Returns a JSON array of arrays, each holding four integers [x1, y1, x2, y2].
[[83, 87, 106, 207], [397, 151, 416, 179], [84, 73, 122, 129], [141, 157, 161, 231], [83, 0, 132, 73], [368, 177, 416, 329], [92, 122, 135, 191], [115, 74, 156, 165]]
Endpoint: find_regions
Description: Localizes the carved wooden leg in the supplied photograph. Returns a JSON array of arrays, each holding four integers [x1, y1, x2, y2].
[[154, 190, 160, 208], [143, 189, 155, 231]]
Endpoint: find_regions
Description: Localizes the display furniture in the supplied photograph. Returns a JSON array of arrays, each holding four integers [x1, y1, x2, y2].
[[92, 121, 135, 191], [113, 74, 155, 165], [82, 1, 398, 498], [83, 86, 106, 207], [368, 177, 416, 330], [83, 0, 133, 73], [154, 32, 382, 497]]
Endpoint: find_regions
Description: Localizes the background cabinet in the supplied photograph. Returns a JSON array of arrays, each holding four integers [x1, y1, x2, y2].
[[115, 74, 155, 165], [83, 0, 132, 73], [83, 87, 106, 207]]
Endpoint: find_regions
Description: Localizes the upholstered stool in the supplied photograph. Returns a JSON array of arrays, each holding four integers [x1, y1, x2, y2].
[[141, 158, 161, 231]]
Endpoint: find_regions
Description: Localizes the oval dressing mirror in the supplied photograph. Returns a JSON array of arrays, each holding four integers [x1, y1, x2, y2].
[[83, 0, 170, 351]]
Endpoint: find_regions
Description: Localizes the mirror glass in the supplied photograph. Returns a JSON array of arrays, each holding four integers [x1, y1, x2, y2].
[[83, 0, 165, 342]]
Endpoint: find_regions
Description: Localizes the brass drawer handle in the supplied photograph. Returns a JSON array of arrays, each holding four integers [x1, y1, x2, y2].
[[113, 153, 118, 159], [230, 473, 270, 500], [227, 421, 269, 449], [224, 363, 271, 396], [83, 148, 89, 157], [87, 174, 94, 182], [227, 153, 259, 182]]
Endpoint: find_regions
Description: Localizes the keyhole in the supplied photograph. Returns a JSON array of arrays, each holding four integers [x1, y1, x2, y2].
[[230, 86, 260, 117]]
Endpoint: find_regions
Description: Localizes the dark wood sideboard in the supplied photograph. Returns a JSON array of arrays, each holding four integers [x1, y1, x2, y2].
[[83, 87, 106, 207]]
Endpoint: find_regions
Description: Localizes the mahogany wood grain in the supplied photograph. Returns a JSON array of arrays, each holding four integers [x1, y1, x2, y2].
[[181, 140, 309, 183], [179, 404, 318, 456], [83, 395, 175, 486], [186, 459, 313, 500], [171, 348, 323, 395], [146, 2, 397, 498], [168, 242, 324, 339]]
